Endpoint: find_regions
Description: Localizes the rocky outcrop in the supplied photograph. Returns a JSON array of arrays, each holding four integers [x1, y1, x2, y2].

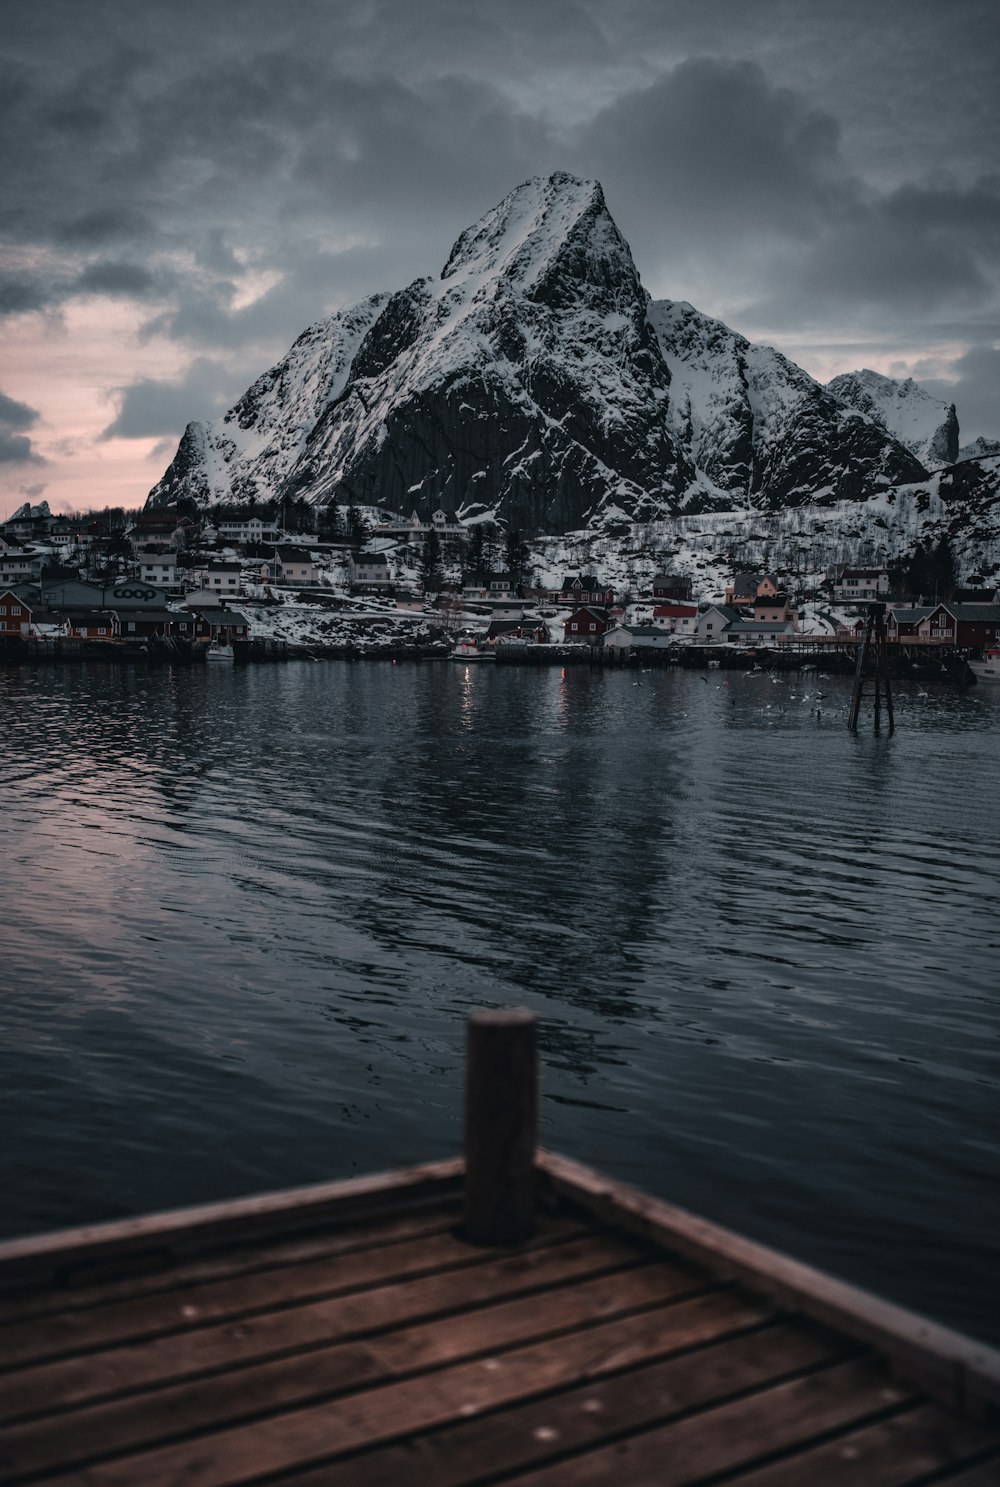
[[827, 369, 959, 469], [649, 303, 926, 510], [146, 293, 390, 509]]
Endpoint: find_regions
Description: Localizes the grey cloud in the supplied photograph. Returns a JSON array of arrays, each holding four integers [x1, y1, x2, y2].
[[0, 390, 44, 464], [920, 345, 1000, 445], [75, 260, 158, 297], [101, 357, 259, 439], [56, 208, 153, 245]]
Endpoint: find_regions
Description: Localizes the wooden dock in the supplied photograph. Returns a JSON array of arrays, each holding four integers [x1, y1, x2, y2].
[[1, 1012, 998, 1485]]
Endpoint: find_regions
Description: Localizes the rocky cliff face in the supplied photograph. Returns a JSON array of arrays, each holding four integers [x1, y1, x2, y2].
[[826, 369, 959, 469], [146, 293, 390, 509], [647, 302, 926, 511], [282, 173, 691, 532], [148, 172, 944, 532]]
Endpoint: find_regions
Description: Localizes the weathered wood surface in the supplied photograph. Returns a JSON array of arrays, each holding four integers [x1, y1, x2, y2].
[[1, 1192, 997, 1486], [538, 1148, 1000, 1420]]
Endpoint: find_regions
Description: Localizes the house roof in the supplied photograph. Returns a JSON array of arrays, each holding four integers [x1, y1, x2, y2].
[[274, 546, 314, 562], [838, 567, 887, 578], [68, 611, 116, 626], [934, 603, 1000, 621], [352, 551, 388, 566], [0, 589, 32, 610], [192, 607, 249, 624], [703, 604, 743, 622], [653, 602, 697, 615], [565, 606, 610, 622], [887, 607, 936, 623], [198, 561, 243, 572], [486, 618, 543, 637], [752, 594, 790, 608], [560, 573, 604, 589], [112, 609, 175, 623]]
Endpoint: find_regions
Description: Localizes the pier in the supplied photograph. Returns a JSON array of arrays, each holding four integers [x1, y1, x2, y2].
[[0, 1010, 997, 1485]]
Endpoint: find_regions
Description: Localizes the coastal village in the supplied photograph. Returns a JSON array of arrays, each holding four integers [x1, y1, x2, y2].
[[2, 499, 999, 667]]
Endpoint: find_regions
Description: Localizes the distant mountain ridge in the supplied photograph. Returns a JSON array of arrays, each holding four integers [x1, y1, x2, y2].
[[147, 172, 989, 537], [825, 368, 958, 469]]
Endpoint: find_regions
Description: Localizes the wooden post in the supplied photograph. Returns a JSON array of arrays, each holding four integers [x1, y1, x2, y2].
[[464, 1009, 538, 1245]]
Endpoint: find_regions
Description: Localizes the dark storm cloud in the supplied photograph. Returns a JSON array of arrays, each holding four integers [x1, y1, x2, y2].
[[0, 391, 44, 464], [2, 0, 999, 466]]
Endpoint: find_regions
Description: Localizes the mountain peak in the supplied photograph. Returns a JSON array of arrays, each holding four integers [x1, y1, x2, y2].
[[827, 368, 958, 467], [441, 173, 604, 284]]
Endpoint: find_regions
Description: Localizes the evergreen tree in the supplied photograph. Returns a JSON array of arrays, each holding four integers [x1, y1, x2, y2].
[[930, 537, 956, 600], [504, 526, 530, 594], [418, 529, 443, 593], [347, 506, 369, 550]]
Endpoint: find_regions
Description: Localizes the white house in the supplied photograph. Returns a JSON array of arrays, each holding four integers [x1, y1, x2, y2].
[[695, 605, 742, 643], [263, 547, 319, 587], [833, 567, 889, 603], [189, 561, 243, 595], [136, 551, 182, 591], [375, 509, 465, 540], [348, 552, 391, 590], [217, 516, 281, 545]]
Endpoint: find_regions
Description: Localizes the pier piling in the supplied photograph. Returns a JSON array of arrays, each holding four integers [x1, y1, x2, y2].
[[463, 1007, 538, 1245]]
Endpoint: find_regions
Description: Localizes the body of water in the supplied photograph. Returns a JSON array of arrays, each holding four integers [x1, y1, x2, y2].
[[1, 659, 997, 1342]]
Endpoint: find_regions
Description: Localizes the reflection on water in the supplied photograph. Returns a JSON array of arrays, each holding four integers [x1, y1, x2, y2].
[[1, 660, 998, 1342]]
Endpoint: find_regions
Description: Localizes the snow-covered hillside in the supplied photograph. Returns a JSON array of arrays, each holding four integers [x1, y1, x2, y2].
[[148, 294, 390, 508], [826, 369, 958, 469]]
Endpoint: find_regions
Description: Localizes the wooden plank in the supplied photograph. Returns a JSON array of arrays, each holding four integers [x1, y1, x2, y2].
[[930, 1459, 1000, 1485], [0, 1202, 462, 1326], [0, 1262, 738, 1479], [36, 1288, 781, 1487], [538, 1149, 1000, 1416], [0, 1158, 464, 1294], [0, 1216, 591, 1370], [0, 1231, 657, 1421], [489, 1357, 913, 1486], [713, 1401, 1000, 1485], [273, 1319, 851, 1487]]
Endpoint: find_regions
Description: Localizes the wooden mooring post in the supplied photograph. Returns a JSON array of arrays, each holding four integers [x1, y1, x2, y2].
[[848, 601, 895, 733], [464, 1007, 537, 1245]]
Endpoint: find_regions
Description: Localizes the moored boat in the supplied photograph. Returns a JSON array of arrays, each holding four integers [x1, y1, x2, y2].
[[968, 647, 1000, 683], [206, 642, 235, 662], [450, 639, 494, 661]]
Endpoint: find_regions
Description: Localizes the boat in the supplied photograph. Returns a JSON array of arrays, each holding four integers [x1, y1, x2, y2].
[[968, 647, 1000, 683], [205, 642, 235, 662], [450, 639, 494, 661], [706, 658, 721, 669]]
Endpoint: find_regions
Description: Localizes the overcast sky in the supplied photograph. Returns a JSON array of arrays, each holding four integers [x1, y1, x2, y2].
[[2, 0, 998, 518]]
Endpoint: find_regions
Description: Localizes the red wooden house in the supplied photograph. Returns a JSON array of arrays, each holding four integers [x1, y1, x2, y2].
[[652, 573, 693, 601], [0, 589, 32, 637], [563, 606, 612, 643]]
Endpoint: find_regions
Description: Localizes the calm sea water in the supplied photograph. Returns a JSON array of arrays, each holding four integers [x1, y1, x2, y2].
[[1, 659, 998, 1342]]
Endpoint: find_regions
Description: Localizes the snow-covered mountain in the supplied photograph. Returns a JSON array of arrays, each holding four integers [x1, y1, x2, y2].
[[149, 172, 989, 542], [959, 436, 1000, 462], [647, 302, 924, 511], [826, 369, 958, 470], [148, 294, 390, 509]]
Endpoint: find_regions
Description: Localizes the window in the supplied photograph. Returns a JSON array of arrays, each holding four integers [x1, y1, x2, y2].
[[0, 607, 5, 615], [570, 623, 578, 632]]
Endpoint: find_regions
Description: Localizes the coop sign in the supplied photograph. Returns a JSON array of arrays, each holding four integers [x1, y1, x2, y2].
[[111, 585, 159, 602]]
